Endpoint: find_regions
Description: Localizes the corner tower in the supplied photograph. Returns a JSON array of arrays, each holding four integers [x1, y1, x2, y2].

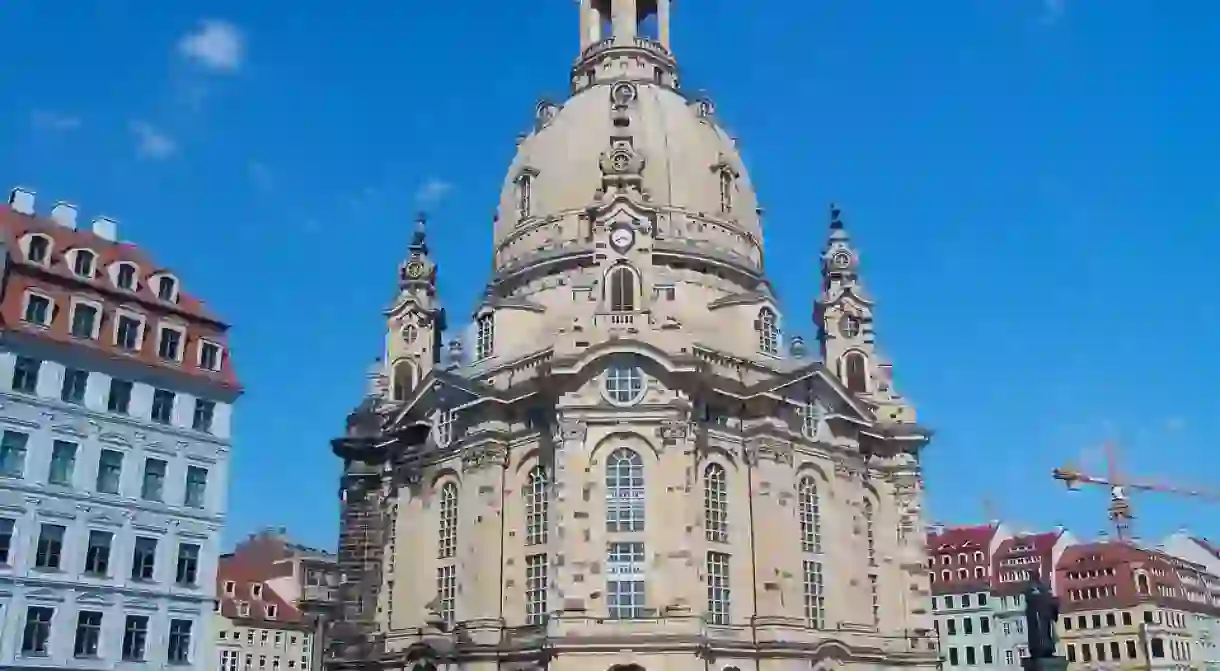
[[328, 6, 937, 671]]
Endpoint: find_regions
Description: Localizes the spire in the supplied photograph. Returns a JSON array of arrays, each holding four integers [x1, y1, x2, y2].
[[574, 0, 677, 91], [399, 212, 437, 291]]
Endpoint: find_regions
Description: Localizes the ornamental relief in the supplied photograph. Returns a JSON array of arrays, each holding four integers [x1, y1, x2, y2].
[[744, 438, 793, 466]]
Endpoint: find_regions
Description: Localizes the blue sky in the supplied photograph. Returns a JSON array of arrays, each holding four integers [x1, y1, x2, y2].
[[3, 0, 1219, 551]]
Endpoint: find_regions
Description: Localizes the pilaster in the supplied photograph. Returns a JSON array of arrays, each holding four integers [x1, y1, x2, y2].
[[550, 414, 590, 616], [458, 441, 508, 629], [746, 435, 797, 618]]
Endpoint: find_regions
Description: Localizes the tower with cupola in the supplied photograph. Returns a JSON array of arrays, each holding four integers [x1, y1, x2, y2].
[[383, 214, 446, 403], [328, 5, 937, 671]]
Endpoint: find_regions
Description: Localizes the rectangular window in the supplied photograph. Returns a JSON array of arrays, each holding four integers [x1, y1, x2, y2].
[[167, 619, 193, 664], [0, 517, 13, 564], [605, 541, 647, 619], [131, 537, 157, 581], [35, 523, 65, 570], [1107, 612, 1117, 627], [74, 611, 103, 658], [193, 399, 215, 433], [526, 553, 548, 625], [966, 647, 976, 665], [107, 378, 133, 414], [964, 617, 974, 635], [151, 389, 175, 424], [70, 302, 98, 338], [706, 551, 731, 625], [436, 565, 457, 624], [60, 368, 89, 404], [142, 458, 166, 501], [96, 449, 123, 494], [116, 315, 142, 350], [84, 530, 112, 575], [475, 314, 494, 360], [123, 615, 149, 661], [158, 327, 183, 360], [805, 561, 824, 629], [1006, 649, 1016, 665], [48, 440, 78, 486], [980, 616, 990, 633], [200, 341, 222, 371], [1082, 644, 1092, 662], [1096, 642, 1106, 661], [22, 606, 53, 655], [185, 466, 208, 508], [605, 473, 645, 533], [869, 574, 879, 625], [0, 430, 29, 478], [176, 543, 200, 585], [1110, 641, 1121, 660], [947, 619, 957, 635], [948, 648, 959, 666], [1067, 645, 1076, 663], [983, 645, 994, 664], [1127, 640, 1138, 658], [24, 293, 51, 324], [12, 356, 41, 393]]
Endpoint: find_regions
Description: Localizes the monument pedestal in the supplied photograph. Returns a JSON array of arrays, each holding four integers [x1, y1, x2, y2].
[[1022, 657, 1068, 671]]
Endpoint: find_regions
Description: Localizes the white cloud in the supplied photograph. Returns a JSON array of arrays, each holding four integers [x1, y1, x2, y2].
[[177, 20, 245, 73], [413, 178, 454, 207], [130, 121, 177, 160], [30, 110, 82, 131]]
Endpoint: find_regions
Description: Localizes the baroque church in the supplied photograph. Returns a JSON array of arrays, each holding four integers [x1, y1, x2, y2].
[[328, 1, 938, 670]]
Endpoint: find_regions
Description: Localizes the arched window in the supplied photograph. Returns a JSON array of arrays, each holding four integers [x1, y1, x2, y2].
[[974, 551, 984, 562], [517, 174, 533, 219], [704, 463, 728, 543], [842, 352, 868, 393], [798, 476, 822, 554], [526, 465, 548, 546], [438, 482, 459, 559], [391, 360, 415, 401], [975, 567, 985, 579], [157, 276, 178, 302], [756, 308, 779, 355], [608, 266, 636, 312], [864, 499, 876, 566], [958, 553, 968, 564], [718, 169, 734, 213], [475, 313, 495, 360], [1137, 573, 1149, 594], [605, 448, 644, 532]]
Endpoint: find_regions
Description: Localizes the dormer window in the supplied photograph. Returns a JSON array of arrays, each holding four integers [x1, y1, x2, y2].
[[199, 340, 223, 371], [238, 601, 250, 617], [26, 235, 50, 264], [266, 604, 278, 619], [252, 583, 263, 599], [516, 173, 534, 220], [72, 249, 96, 278], [224, 581, 236, 596], [116, 263, 136, 290], [755, 307, 779, 356], [475, 313, 494, 360], [23, 292, 52, 326], [156, 276, 177, 302]]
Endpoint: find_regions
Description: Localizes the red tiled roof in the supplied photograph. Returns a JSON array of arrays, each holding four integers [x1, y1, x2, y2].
[[1056, 541, 1220, 616], [215, 554, 311, 630], [926, 524, 997, 551], [0, 202, 240, 392]]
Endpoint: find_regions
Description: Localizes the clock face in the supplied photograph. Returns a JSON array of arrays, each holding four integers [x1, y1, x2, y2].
[[609, 226, 635, 252], [405, 262, 425, 279], [832, 251, 852, 269]]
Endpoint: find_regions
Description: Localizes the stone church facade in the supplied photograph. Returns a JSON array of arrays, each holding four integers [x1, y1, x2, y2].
[[327, 1, 938, 670]]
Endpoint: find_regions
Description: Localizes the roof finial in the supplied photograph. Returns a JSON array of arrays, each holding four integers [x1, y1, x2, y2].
[[829, 202, 843, 230], [411, 211, 428, 247]]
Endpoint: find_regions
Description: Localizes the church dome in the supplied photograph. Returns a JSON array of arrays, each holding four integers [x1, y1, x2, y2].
[[494, 82, 760, 249]]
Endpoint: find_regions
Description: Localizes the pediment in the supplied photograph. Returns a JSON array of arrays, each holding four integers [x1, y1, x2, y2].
[[591, 196, 658, 226], [471, 294, 546, 317], [706, 290, 775, 311], [124, 598, 160, 611], [745, 365, 872, 425], [389, 370, 498, 428], [86, 511, 122, 527], [50, 422, 89, 438], [25, 587, 64, 603], [76, 590, 116, 606], [98, 432, 133, 447]]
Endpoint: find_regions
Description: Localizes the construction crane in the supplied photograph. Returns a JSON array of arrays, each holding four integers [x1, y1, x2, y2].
[[1052, 440, 1220, 541]]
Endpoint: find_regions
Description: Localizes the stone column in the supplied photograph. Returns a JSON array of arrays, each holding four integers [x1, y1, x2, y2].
[[747, 437, 797, 618], [550, 416, 590, 615], [459, 442, 508, 628], [658, 0, 671, 49], [579, 0, 595, 48], [610, 0, 638, 42]]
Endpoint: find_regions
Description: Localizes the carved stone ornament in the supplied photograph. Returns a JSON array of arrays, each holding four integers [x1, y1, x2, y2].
[[834, 462, 862, 481], [462, 444, 508, 472], [656, 420, 689, 441], [694, 97, 715, 119], [536, 100, 560, 127], [599, 144, 645, 177], [610, 81, 638, 108], [558, 419, 588, 443], [745, 439, 793, 466]]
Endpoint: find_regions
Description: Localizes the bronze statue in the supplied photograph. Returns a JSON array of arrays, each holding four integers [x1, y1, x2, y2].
[[1023, 570, 1061, 659]]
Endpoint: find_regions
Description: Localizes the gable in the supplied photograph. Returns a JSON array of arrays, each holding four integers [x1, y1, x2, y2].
[[753, 365, 872, 424]]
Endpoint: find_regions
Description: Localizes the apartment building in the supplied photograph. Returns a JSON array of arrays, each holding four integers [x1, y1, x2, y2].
[[1160, 532, 1220, 671], [990, 529, 1076, 668], [0, 188, 239, 668], [929, 523, 1009, 671], [214, 530, 339, 671], [1056, 541, 1220, 671]]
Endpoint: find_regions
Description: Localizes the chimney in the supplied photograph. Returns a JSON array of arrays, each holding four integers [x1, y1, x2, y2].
[[51, 202, 78, 229], [91, 216, 118, 242], [8, 187, 35, 215]]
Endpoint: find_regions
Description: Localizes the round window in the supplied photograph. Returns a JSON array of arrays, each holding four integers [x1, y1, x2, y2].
[[603, 364, 647, 406]]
